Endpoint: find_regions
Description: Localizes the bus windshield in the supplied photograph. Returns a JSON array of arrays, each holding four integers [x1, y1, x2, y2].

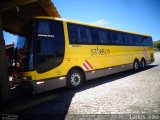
[[16, 22, 33, 71], [15, 19, 65, 72]]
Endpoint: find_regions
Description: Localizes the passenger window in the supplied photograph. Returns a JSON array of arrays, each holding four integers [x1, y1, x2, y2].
[[143, 36, 153, 46], [143, 36, 148, 46], [123, 34, 127, 45], [68, 24, 79, 44], [112, 32, 118, 44], [117, 32, 124, 45], [79, 26, 92, 44], [136, 35, 142, 46], [106, 31, 112, 44], [139, 36, 143, 46], [132, 35, 136, 46], [52, 21, 65, 61], [148, 37, 153, 46], [128, 34, 133, 46], [91, 28, 100, 44], [99, 30, 107, 44]]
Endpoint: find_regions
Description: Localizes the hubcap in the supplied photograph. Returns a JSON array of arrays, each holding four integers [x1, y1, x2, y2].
[[70, 73, 81, 86], [135, 62, 139, 70], [142, 61, 145, 68]]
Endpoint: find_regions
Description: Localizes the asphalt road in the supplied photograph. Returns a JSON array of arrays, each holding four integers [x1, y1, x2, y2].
[[1, 52, 160, 120]]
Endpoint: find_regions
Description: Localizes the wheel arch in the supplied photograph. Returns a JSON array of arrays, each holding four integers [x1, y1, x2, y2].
[[134, 58, 140, 63], [141, 57, 146, 63]]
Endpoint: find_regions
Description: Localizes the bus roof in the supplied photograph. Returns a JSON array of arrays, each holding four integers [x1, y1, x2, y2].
[[34, 16, 151, 37]]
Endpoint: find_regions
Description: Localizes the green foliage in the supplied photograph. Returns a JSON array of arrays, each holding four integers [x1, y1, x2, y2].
[[153, 40, 160, 50]]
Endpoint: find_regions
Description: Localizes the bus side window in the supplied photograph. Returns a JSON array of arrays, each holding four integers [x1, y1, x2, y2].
[[117, 32, 124, 45], [112, 32, 118, 45], [79, 26, 92, 44], [133, 35, 137, 46], [52, 21, 65, 62], [123, 34, 127, 45], [132, 35, 136, 46], [137, 35, 143, 46], [140, 36, 144, 46], [148, 37, 153, 46], [121, 33, 126, 45], [106, 31, 112, 44], [91, 28, 100, 44], [98, 30, 107, 44], [143, 36, 153, 46], [124, 34, 131, 46], [128, 34, 133, 46], [143, 36, 148, 46], [68, 24, 79, 44]]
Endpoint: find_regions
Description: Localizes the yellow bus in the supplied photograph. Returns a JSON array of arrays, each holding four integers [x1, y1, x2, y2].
[[15, 16, 154, 93]]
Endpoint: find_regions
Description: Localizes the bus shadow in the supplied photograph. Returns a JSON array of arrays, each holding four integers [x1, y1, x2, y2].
[[0, 65, 158, 120]]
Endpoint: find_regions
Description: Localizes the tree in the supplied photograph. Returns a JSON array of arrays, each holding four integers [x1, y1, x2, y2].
[[153, 40, 160, 50]]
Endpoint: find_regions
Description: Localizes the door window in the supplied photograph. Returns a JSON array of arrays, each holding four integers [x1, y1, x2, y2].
[[35, 20, 65, 73]]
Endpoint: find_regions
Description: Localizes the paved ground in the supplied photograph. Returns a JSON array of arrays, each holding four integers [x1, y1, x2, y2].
[[1, 52, 160, 120], [65, 52, 160, 120]]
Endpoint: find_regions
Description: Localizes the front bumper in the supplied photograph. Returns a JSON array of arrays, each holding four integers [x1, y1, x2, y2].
[[19, 77, 67, 94]]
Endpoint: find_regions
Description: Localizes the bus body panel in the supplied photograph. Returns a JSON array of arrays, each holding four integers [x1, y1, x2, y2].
[[17, 18, 154, 93]]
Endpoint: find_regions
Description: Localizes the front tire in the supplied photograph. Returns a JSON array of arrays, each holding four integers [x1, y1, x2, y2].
[[67, 69, 84, 88]]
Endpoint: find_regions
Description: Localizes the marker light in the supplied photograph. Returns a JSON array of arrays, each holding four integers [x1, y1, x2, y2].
[[92, 71, 95, 74], [36, 81, 44, 85], [59, 77, 66, 80]]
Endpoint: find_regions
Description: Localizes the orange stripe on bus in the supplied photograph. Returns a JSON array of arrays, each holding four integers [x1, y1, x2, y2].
[[85, 60, 93, 69]]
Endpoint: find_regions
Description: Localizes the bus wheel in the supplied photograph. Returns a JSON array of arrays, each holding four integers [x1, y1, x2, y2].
[[67, 69, 84, 88], [133, 60, 139, 72], [140, 59, 146, 69]]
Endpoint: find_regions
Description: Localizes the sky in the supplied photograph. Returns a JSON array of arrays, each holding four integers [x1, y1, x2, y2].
[[4, 0, 160, 45]]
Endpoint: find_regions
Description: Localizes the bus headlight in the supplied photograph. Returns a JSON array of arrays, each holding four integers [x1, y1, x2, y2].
[[9, 76, 13, 81]]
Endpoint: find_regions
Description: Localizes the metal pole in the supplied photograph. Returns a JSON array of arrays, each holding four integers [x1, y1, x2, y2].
[[0, 13, 10, 100]]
